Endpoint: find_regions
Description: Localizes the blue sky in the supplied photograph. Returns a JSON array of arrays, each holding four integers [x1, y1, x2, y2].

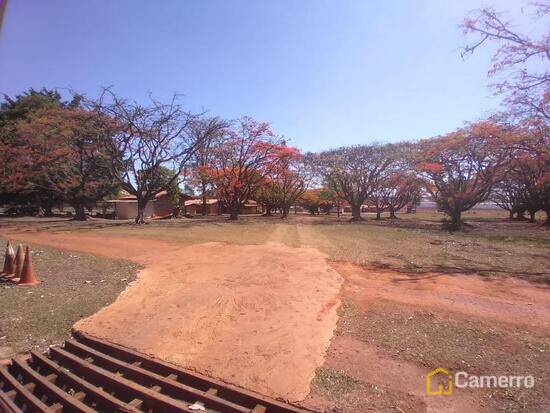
[[0, 0, 539, 151]]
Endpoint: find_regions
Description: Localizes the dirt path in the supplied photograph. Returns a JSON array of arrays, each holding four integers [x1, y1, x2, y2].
[[1, 229, 342, 402]]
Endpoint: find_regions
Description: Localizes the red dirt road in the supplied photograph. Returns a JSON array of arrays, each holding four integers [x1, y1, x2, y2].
[[1, 230, 342, 403]]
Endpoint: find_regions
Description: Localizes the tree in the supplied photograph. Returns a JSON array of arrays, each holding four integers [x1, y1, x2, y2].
[[0, 88, 70, 214], [267, 147, 309, 218], [415, 121, 513, 230], [254, 178, 280, 216], [92, 90, 201, 223], [150, 166, 183, 217], [317, 144, 394, 221], [461, 3, 549, 120], [208, 117, 287, 220], [370, 173, 423, 219], [187, 117, 228, 215], [491, 177, 528, 220], [2, 106, 118, 220]]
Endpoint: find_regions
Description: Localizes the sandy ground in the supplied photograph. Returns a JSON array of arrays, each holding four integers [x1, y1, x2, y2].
[[333, 261, 550, 329], [305, 261, 550, 412], [1, 229, 342, 402]]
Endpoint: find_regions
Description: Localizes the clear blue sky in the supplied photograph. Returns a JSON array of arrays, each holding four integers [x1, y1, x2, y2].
[[0, 0, 536, 151]]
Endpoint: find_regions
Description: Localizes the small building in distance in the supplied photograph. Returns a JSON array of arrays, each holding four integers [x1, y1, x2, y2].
[[184, 199, 260, 216], [109, 191, 193, 220]]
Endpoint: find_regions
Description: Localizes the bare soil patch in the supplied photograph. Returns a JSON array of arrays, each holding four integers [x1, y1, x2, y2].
[[0, 229, 342, 403], [304, 262, 550, 412]]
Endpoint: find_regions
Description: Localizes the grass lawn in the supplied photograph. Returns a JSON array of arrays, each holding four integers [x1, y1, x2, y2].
[[0, 238, 139, 356], [305, 219, 550, 283]]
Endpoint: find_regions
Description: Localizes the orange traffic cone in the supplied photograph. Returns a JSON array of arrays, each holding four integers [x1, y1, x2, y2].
[[2, 241, 15, 275], [18, 245, 39, 286], [14, 244, 24, 278]]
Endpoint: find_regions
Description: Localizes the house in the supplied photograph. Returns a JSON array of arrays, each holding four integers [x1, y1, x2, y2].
[[108, 191, 193, 220], [185, 198, 219, 215], [184, 199, 260, 216]]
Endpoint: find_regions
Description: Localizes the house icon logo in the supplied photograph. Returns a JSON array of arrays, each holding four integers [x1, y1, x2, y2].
[[426, 367, 453, 395]]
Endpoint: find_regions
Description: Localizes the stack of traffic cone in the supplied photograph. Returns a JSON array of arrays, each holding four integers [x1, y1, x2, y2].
[[18, 245, 39, 286], [1, 241, 15, 275], [14, 244, 24, 278]]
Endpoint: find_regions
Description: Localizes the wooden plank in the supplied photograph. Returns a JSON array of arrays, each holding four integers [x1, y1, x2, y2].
[[64, 339, 249, 413], [4, 389, 16, 399], [0, 389, 23, 413], [128, 397, 144, 409], [74, 331, 310, 413], [11, 357, 96, 413], [31, 350, 141, 413], [49, 346, 195, 413], [50, 402, 63, 413], [0, 366, 54, 412]]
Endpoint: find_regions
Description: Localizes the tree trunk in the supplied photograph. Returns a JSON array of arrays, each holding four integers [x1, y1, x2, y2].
[[448, 210, 462, 231], [294, 203, 297, 214], [508, 210, 514, 220], [528, 210, 536, 223], [202, 187, 208, 216], [375, 205, 381, 220], [34, 193, 45, 216], [337, 202, 340, 218], [43, 204, 54, 217], [135, 200, 147, 224], [265, 206, 272, 216], [544, 208, 550, 227], [281, 207, 289, 219], [349, 203, 363, 222], [172, 206, 181, 218], [389, 206, 397, 219], [229, 208, 239, 220], [74, 203, 87, 221]]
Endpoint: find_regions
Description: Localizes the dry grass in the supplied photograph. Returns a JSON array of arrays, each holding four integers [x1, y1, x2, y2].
[[0, 238, 139, 356], [310, 367, 422, 412], [336, 298, 550, 412], [91, 220, 276, 245], [303, 217, 550, 283]]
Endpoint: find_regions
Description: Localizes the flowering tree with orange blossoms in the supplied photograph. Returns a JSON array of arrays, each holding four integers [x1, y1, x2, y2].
[[508, 119, 550, 224], [415, 121, 514, 230], [208, 117, 288, 220], [298, 188, 336, 215], [257, 147, 309, 218], [461, 3, 549, 120], [2, 106, 118, 220]]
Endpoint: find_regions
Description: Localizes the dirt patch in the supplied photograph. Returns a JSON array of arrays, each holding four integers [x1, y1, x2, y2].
[[303, 261, 550, 412], [332, 261, 550, 329], [0, 230, 342, 403]]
